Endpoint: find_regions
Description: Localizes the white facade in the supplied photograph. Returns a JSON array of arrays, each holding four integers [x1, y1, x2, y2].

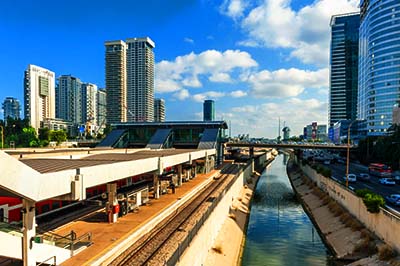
[[24, 64, 56, 131], [82, 83, 98, 125]]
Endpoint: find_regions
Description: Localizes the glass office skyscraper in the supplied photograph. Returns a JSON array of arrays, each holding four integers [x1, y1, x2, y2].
[[358, 0, 400, 135], [203, 100, 215, 121], [329, 13, 360, 127]]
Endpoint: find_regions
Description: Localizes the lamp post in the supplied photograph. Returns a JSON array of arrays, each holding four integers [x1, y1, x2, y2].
[[345, 120, 355, 188], [0, 125, 3, 150]]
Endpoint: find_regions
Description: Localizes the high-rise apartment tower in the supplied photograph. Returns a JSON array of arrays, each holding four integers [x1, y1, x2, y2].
[[56, 75, 83, 125], [24, 64, 56, 131], [126, 37, 155, 122], [105, 40, 127, 124], [2, 97, 21, 121], [154, 98, 165, 122]]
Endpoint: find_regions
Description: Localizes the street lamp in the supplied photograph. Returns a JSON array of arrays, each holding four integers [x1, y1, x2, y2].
[[0, 125, 4, 150], [345, 120, 355, 188]]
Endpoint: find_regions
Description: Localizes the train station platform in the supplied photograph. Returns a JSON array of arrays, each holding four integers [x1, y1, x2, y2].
[[55, 167, 223, 266]]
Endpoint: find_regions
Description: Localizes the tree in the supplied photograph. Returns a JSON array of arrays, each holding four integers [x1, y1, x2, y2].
[[49, 130, 67, 144], [19, 127, 39, 147]]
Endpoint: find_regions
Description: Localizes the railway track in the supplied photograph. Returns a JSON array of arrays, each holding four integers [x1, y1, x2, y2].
[[109, 164, 240, 266]]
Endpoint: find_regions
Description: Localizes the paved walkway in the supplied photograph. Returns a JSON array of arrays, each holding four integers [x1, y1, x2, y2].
[[56, 169, 220, 266]]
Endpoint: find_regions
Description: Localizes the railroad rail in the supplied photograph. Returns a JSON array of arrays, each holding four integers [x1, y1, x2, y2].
[[109, 164, 240, 266]]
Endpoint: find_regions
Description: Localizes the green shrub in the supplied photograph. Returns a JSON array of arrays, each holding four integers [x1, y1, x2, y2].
[[356, 189, 385, 213]]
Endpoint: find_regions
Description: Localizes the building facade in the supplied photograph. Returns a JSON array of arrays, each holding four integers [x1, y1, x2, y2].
[[154, 98, 165, 122], [24, 64, 56, 131], [203, 100, 215, 121], [56, 75, 83, 125], [126, 37, 155, 122], [82, 83, 98, 126], [329, 13, 360, 127], [2, 97, 21, 121], [358, 0, 400, 135], [105, 40, 127, 124], [97, 88, 107, 129]]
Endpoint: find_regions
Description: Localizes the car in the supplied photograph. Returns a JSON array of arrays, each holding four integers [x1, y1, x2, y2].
[[343, 174, 357, 183], [358, 173, 370, 182], [385, 194, 400, 206], [323, 160, 331, 165], [393, 175, 400, 184], [337, 159, 345, 164], [379, 178, 396, 185]]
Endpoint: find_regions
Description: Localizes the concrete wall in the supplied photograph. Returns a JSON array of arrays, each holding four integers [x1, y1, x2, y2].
[[178, 154, 266, 266], [300, 164, 400, 252]]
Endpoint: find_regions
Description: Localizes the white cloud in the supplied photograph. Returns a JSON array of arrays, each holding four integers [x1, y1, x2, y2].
[[184, 37, 194, 44], [228, 98, 328, 137], [192, 91, 225, 102], [230, 90, 247, 98], [222, 0, 358, 65], [173, 89, 190, 100], [155, 49, 257, 94], [209, 72, 232, 83], [246, 68, 329, 98], [220, 0, 248, 19]]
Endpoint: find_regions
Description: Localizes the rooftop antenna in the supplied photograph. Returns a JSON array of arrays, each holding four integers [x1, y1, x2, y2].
[[229, 120, 231, 138]]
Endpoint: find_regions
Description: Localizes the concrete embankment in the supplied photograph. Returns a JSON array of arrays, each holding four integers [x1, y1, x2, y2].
[[287, 157, 400, 266], [178, 152, 272, 266]]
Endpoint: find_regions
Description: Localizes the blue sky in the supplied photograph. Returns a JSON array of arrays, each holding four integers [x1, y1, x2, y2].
[[0, 0, 358, 138]]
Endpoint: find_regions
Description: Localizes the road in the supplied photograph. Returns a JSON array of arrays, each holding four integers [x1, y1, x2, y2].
[[327, 161, 400, 212]]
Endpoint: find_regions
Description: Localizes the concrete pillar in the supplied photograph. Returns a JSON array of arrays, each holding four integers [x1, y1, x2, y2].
[[22, 199, 36, 266], [106, 183, 118, 223], [177, 165, 182, 186], [251, 158, 255, 173], [249, 147, 254, 158], [153, 174, 160, 199]]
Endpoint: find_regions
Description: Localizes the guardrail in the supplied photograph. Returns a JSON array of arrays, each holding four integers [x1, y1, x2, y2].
[[36, 230, 92, 256]]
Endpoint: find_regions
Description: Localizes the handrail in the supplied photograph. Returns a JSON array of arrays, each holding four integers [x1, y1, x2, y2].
[[37, 256, 56, 266]]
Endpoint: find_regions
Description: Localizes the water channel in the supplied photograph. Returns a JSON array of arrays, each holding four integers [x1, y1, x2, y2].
[[242, 153, 335, 266]]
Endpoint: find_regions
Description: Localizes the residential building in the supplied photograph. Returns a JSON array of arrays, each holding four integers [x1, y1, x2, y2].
[[154, 98, 165, 122], [329, 13, 360, 127], [56, 75, 83, 125], [105, 40, 127, 124], [97, 88, 107, 129], [126, 37, 155, 122], [358, 0, 400, 135], [24, 64, 56, 131], [82, 83, 98, 126], [2, 97, 21, 121], [203, 100, 215, 121]]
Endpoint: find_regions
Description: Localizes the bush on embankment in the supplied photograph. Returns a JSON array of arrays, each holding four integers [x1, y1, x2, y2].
[[310, 164, 332, 178], [355, 189, 385, 213]]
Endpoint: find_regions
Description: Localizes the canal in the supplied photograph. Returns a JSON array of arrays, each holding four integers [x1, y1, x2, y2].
[[242, 153, 335, 266]]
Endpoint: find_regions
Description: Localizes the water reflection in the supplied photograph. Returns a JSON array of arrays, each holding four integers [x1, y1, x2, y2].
[[242, 154, 333, 266]]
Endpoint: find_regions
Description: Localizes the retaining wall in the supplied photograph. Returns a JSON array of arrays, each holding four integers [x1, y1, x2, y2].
[[300, 163, 400, 252], [178, 153, 267, 266]]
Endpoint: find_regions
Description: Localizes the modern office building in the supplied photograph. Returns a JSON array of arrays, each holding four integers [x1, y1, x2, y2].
[[154, 98, 165, 122], [329, 13, 360, 127], [97, 88, 107, 128], [56, 75, 83, 125], [203, 100, 215, 121], [82, 83, 98, 126], [303, 122, 328, 141], [2, 97, 21, 121], [105, 40, 127, 124], [126, 37, 155, 122], [24, 64, 56, 131], [358, 0, 400, 135]]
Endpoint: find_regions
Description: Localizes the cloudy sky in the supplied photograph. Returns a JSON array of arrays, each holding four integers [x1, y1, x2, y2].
[[0, 0, 359, 138]]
